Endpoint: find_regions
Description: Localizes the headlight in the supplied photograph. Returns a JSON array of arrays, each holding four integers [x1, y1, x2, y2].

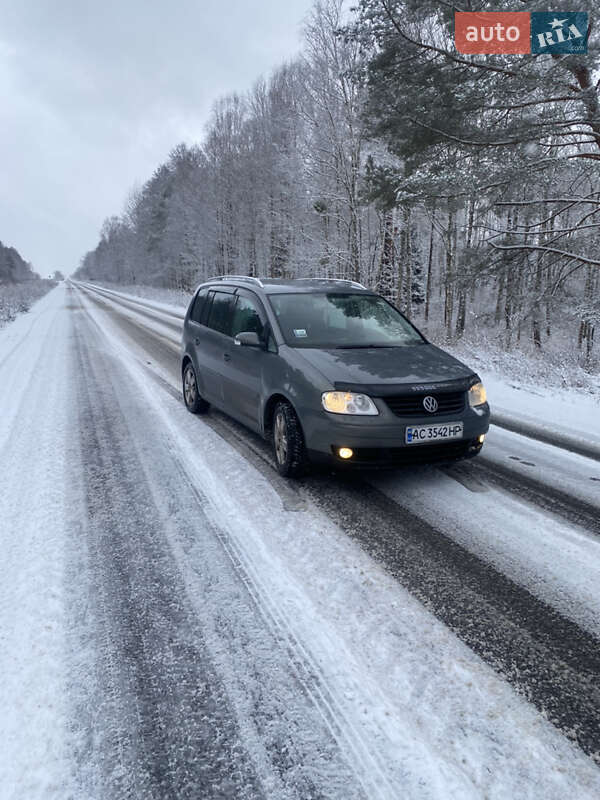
[[468, 381, 487, 407], [322, 391, 379, 415]]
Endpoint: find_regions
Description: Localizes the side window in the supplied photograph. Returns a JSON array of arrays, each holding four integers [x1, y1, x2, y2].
[[206, 291, 235, 336], [190, 288, 209, 324], [203, 290, 215, 324], [231, 295, 264, 338]]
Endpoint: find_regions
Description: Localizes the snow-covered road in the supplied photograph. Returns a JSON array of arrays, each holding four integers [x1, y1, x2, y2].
[[1, 283, 599, 799]]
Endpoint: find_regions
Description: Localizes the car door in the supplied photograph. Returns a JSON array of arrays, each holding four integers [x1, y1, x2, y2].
[[200, 289, 236, 405], [222, 290, 270, 429], [187, 286, 210, 392]]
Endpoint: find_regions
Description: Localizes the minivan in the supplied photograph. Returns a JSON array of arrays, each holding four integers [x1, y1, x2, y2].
[[181, 276, 489, 477]]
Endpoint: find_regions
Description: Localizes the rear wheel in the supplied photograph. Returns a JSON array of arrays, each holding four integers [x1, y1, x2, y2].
[[183, 362, 209, 414], [272, 401, 307, 478]]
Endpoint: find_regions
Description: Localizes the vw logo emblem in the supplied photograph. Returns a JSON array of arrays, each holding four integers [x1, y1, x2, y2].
[[423, 395, 438, 413]]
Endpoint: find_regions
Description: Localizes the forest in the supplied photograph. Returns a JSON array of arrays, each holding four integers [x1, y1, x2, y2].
[[0, 241, 38, 285], [0, 241, 59, 327], [73, 0, 600, 370]]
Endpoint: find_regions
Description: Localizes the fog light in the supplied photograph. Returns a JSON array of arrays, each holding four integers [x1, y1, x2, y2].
[[338, 447, 354, 460], [478, 434, 485, 444]]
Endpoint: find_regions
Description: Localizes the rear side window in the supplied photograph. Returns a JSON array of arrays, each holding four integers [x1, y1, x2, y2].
[[190, 288, 209, 324], [231, 295, 264, 338], [206, 291, 235, 335]]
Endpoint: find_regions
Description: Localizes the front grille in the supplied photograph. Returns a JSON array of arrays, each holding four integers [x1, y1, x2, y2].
[[384, 390, 465, 417]]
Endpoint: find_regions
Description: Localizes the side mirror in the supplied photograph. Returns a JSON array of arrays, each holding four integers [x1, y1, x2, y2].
[[234, 331, 262, 348]]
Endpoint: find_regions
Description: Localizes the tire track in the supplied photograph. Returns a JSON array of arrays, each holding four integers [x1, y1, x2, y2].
[[76, 283, 600, 765], [72, 288, 393, 800], [469, 457, 600, 537], [300, 476, 600, 765], [71, 305, 264, 800]]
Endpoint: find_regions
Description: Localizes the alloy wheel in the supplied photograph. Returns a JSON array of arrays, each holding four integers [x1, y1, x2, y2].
[[184, 366, 197, 407], [274, 410, 288, 465]]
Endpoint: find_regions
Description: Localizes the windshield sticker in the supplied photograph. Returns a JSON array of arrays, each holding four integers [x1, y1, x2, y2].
[[293, 328, 307, 338]]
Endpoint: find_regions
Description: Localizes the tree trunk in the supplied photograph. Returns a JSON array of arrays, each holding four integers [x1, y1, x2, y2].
[[403, 206, 413, 318], [377, 210, 395, 302], [455, 195, 474, 338], [425, 204, 436, 322], [444, 206, 455, 339]]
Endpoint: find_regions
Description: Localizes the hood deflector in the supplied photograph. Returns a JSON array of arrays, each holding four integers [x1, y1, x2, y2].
[[332, 378, 474, 397]]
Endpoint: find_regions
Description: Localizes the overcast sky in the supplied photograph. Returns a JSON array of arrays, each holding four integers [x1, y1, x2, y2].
[[0, 0, 314, 277]]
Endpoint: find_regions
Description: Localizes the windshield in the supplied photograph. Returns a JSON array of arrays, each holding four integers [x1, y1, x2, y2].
[[268, 293, 426, 349]]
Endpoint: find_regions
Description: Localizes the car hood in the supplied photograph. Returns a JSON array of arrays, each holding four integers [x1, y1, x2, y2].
[[295, 343, 475, 395]]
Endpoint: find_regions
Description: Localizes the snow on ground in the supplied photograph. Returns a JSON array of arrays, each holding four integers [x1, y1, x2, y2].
[[482, 425, 600, 513], [372, 448, 600, 638], [92, 281, 190, 315], [77, 285, 600, 799], [4, 282, 598, 798], [0, 285, 75, 799], [444, 339, 600, 445], [0, 280, 57, 329], [83, 282, 600, 636]]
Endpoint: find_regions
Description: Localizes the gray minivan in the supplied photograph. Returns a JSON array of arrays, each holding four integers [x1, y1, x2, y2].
[[181, 276, 489, 477]]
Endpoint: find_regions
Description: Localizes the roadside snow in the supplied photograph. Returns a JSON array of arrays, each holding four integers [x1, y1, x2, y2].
[[0, 285, 75, 799], [444, 341, 600, 445], [85, 281, 189, 316], [485, 371, 599, 446], [0, 280, 57, 329]]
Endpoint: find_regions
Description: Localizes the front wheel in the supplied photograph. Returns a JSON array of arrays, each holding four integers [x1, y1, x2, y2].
[[183, 362, 210, 414], [272, 401, 307, 478]]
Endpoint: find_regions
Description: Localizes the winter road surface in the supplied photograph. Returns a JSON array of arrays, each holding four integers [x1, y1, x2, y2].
[[1, 284, 600, 800]]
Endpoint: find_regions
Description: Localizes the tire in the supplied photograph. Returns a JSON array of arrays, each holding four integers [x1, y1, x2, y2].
[[182, 362, 210, 414], [272, 401, 307, 478]]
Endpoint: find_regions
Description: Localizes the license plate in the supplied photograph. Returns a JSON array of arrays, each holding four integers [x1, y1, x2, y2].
[[405, 422, 463, 445]]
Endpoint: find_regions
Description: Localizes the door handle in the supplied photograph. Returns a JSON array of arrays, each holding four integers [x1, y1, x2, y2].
[[223, 353, 231, 362]]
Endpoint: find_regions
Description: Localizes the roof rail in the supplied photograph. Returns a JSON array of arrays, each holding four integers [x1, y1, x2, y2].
[[208, 274, 265, 288], [294, 277, 368, 290]]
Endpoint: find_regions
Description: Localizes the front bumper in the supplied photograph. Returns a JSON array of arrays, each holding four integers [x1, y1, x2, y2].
[[301, 401, 490, 467]]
